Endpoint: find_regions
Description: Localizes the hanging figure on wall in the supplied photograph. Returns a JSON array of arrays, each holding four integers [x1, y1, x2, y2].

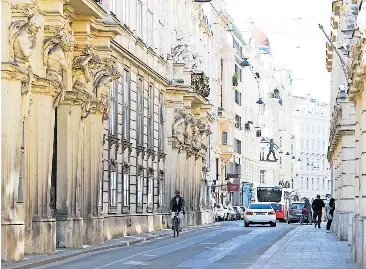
[[266, 139, 278, 161]]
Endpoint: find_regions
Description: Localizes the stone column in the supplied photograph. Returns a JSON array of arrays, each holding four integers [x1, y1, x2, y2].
[[25, 81, 56, 254], [55, 102, 84, 248], [82, 111, 104, 244], [352, 95, 362, 264], [1, 65, 27, 261]]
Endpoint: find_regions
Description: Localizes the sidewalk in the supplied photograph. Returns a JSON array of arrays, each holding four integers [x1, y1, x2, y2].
[[2, 223, 218, 269], [251, 224, 356, 269]]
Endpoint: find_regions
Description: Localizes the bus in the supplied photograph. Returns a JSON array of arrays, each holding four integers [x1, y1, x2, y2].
[[256, 186, 288, 222]]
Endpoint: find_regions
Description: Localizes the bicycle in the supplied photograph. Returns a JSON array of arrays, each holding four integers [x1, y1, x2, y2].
[[172, 211, 180, 238]]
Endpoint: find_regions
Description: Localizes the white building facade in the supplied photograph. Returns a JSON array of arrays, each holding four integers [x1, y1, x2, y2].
[[292, 95, 331, 200]]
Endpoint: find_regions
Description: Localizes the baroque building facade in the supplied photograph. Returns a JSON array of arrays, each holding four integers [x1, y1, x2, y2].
[[326, 0, 357, 250], [1, 0, 215, 262], [327, 0, 366, 268]]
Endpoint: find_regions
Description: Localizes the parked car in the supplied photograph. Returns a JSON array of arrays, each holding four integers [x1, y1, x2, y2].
[[226, 205, 236, 220], [233, 206, 244, 220], [244, 202, 276, 227], [287, 202, 305, 224], [214, 204, 228, 221]]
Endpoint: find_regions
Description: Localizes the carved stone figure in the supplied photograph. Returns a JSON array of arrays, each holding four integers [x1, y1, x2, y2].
[[92, 58, 121, 117], [44, 18, 75, 107], [9, 1, 45, 93], [198, 120, 211, 155], [73, 46, 101, 116], [191, 118, 201, 151], [172, 108, 187, 147]]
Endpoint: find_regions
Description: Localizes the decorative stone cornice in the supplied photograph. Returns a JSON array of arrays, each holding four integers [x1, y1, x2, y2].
[[136, 145, 146, 157], [137, 165, 144, 175], [147, 167, 154, 177], [123, 162, 130, 172], [157, 151, 166, 161], [159, 169, 165, 179], [146, 148, 156, 160]]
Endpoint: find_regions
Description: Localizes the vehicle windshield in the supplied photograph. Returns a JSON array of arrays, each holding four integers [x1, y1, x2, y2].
[[291, 203, 304, 210], [257, 187, 282, 203], [249, 203, 273, 210]]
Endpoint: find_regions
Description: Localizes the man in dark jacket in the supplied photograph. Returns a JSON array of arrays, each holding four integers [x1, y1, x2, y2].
[[312, 194, 325, 228], [170, 190, 185, 231]]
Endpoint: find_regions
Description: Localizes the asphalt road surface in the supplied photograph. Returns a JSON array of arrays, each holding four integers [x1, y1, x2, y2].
[[35, 221, 295, 269]]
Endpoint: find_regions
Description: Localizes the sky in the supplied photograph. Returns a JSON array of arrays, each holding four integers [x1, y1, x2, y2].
[[225, 0, 333, 103]]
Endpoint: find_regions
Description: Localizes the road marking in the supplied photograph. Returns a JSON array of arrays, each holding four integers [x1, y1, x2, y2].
[[93, 227, 227, 269]]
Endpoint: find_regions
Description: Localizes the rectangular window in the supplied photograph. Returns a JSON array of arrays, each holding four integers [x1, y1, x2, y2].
[[136, 0, 143, 38], [110, 171, 117, 207], [158, 179, 164, 207], [18, 121, 25, 203], [260, 170, 265, 184], [110, 0, 117, 15], [147, 5, 154, 47], [158, 22, 165, 57], [137, 175, 143, 206], [306, 140, 309, 150], [137, 78, 144, 145], [123, 70, 130, 140], [235, 114, 241, 129], [109, 80, 118, 136], [235, 139, 242, 154], [147, 84, 154, 148], [222, 132, 228, 145], [323, 141, 325, 150], [323, 178, 325, 190], [306, 178, 309, 189], [123, 173, 129, 206], [311, 178, 314, 190], [122, 0, 130, 26], [158, 92, 165, 151], [234, 90, 241, 105], [147, 177, 153, 207]]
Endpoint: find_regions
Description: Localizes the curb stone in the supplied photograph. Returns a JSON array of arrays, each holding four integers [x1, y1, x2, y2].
[[2, 223, 220, 269]]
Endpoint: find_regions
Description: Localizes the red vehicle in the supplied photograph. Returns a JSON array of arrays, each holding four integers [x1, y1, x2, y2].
[[257, 186, 287, 222]]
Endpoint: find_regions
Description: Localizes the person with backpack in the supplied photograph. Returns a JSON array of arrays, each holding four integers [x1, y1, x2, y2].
[[312, 194, 325, 228]]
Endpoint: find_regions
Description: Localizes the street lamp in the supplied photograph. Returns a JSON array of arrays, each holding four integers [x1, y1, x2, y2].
[[256, 98, 264, 104]]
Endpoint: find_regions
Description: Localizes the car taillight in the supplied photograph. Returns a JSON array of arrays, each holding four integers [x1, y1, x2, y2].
[[246, 211, 254, 215], [268, 211, 276, 215]]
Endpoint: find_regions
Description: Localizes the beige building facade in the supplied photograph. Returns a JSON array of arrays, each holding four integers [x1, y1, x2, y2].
[[1, 0, 215, 262], [327, 0, 366, 269]]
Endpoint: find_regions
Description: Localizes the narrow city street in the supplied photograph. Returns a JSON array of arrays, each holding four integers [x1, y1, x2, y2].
[[33, 221, 293, 269], [26, 220, 354, 269]]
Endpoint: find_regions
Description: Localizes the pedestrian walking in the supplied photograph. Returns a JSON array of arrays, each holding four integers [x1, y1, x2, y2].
[[326, 198, 335, 233], [312, 194, 325, 228], [304, 198, 312, 224]]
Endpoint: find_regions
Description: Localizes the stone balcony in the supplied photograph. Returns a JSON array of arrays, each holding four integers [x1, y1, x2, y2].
[[218, 144, 235, 164]]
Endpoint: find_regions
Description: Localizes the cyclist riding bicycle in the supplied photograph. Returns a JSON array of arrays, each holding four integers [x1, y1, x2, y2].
[[170, 190, 185, 231]]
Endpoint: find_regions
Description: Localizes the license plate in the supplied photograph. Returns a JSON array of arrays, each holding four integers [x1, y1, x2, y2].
[[256, 213, 265, 215]]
